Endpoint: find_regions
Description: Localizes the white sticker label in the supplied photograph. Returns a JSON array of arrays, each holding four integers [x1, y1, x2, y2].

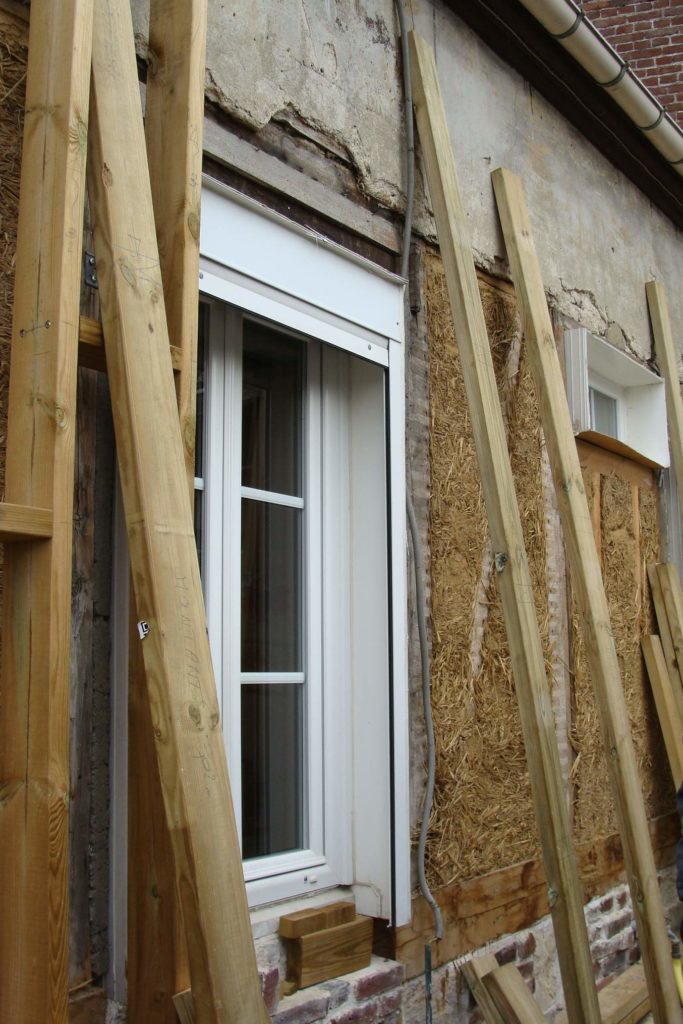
[[137, 620, 150, 640]]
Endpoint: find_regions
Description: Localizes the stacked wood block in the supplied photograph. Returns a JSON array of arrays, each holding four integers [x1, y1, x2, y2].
[[279, 902, 373, 992]]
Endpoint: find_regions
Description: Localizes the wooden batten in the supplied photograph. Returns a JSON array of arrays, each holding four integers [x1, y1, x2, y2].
[[87, 1, 267, 1021], [0, 501, 52, 541], [491, 165, 681, 1023], [0, 1, 93, 1020], [642, 635, 683, 788], [482, 964, 546, 1024], [646, 280, 683, 521], [127, 0, 208, 1018], [460, 955, 506, 1024], [409, 31, 599, 1024]]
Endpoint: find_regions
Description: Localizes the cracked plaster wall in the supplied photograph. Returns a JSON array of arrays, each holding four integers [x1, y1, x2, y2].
[[131, 0, 682, 359]]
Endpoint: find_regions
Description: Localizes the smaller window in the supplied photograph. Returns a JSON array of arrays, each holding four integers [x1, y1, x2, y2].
[[564, 327, 669, 466]]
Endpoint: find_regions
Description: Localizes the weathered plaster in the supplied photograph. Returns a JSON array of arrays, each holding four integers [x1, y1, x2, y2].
[[133, 0, 682, 362]]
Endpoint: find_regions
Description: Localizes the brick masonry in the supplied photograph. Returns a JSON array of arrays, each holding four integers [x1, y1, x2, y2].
[[581, 0, 683, 124], [256, 868, 678, 1022]]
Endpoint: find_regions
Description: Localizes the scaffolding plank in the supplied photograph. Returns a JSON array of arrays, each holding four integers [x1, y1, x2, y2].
[[88, 1, 267, 1022], [409, 31, 599, 1024], [646, 280, 683, 520], [492, 164, 682, 1024], [642, 635, 683, 788], [0, 2, 92, 1019], [128, 4, 207, 1015]]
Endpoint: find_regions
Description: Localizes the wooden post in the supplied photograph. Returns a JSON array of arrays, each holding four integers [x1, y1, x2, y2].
[[642, 635, 683, 788], [128, 2, 207, 1017], [492, 164, 681, 1024], [409, 31, 600, 1024], [646, 280, 683, 520], [0, 2, 93, 1020], [88, 1, 268, 1021]]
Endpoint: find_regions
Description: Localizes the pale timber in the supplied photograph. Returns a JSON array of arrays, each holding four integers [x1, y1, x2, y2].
[[409, 31, 599, 1024], [460, 954, 506, 1024], [656, 563, 683, 695], [88, 1, 267, 1021], [647, 563, 683, 723], [0, 2, 92, 1021], [491, 165, 681, 1024], [0, 502, 52, 541], [482, 964, 546, 1024], [646, 280, 683, 521], [129, 1, 207, 1016], [78, 313, 182, 373], [641, 635, 683, 788]]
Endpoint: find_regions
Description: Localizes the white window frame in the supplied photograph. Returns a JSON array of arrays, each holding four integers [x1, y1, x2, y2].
[[564, 327, 669, 467], [198, 178, 411, 923]]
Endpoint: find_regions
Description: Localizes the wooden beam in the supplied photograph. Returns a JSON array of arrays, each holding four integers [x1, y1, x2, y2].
[[0, 2, 93, 1020], [78, 314, 182, 373], [642, 635, 683, 788], [0, 501, 52, 540], [656, 563, 683, 693], [491, 164, 682, 1024], [128, 1, 208, 1018], [460, 954, 506, 1024], [409, 32, 599, 1024], [482, 964, 546, 1024], [646, 280, 683, 520], [87, 2, 267, 1022], [647, 563, 683, 723]]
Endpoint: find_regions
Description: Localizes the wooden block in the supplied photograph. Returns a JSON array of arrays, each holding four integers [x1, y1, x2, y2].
[[279, 901, 356, 939], [172, 990, 195, 1024], [642, 635, 683, 788], [460, 954, 505, 1024], [287, 916, 373, 990], [556, 963, 649, 1024], [482, 964, 546, 1024]]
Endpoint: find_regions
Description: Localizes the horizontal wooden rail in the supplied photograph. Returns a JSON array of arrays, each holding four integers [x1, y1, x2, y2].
[[0, 501, 52, 541], [78, 315, 182, 373]]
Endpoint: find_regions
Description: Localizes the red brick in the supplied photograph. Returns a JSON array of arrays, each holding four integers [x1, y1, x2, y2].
[[353, 963, 405, 1001], [260, 967, 280, 1015], [517, 932, 536, 959], [271, 990, 330, 1024], [330, 1004, 378, 1024], [376, 990, 402, 1016]]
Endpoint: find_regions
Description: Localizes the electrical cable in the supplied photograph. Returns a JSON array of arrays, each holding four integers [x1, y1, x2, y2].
[[393, 0, 444, 959]]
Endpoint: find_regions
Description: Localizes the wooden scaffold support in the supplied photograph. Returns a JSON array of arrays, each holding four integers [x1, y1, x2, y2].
[[492, 165, 681, 1023], [128, 0, 207, 1017], [409, 30, 600, 1024], [0, 1, 93, 1020], [88, 0, 268, 1021], [647, 280, 683, 521]]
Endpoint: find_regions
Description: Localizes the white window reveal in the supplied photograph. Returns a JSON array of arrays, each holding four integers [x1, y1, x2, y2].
[[197, 179, 410, 924], [564, 327, 669, 467]]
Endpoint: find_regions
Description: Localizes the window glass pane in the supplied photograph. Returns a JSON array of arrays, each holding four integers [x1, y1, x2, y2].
[[589, 386, 618, 438], [242, 320, 303, 497], [241, 498, 302, 672], [241, 683, 304, 858]]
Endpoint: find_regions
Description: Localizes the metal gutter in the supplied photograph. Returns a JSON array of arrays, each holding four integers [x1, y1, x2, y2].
[[519, 0, 683, 173]]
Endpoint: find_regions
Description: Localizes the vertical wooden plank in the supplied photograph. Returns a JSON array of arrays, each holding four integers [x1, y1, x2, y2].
[[409, 32, 600, 1024], [128, 1, 207, 1016], [591, 471, 602, 562], [0, 3, 93, 1021], [657, 563, 683, 686], [647, 563, 683, 723], [492, 164, 681, 1024], [642, 635, 683, 788], [87, 2, 268, 1021], [646, 280, 683, 521]]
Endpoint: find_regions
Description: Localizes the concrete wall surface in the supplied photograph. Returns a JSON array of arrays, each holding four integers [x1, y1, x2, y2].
[[131, 0, 683, 364]]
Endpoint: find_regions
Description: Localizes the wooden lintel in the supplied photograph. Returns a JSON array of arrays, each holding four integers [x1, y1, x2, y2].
[[0, 502, 52, 541], [78, 314, 181, 373]]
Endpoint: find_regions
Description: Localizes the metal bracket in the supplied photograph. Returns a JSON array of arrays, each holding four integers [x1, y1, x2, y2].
[[83, 251, 98, 288]]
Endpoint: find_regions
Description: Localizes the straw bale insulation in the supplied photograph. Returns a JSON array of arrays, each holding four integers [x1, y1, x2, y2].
[[425, 249, 672, 892]]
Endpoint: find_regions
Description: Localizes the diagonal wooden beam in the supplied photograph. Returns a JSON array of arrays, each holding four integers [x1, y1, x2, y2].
[[492, 164, 681, 1024], [646, 280, 683, 520], [128, 1, 207, 1017], [409, 31, 600, 1024], [0, 1, 93, 1020], [87, 1, 268, 1021]]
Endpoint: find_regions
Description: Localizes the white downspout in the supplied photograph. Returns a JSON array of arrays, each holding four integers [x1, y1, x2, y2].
[[518, 0, 683, 173]]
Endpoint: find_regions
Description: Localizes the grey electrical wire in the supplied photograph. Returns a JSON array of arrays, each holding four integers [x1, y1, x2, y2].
[[394, 0, 443, 944]]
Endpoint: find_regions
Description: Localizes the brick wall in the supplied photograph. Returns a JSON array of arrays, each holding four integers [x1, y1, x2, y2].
[[581, 1, 683, 125]]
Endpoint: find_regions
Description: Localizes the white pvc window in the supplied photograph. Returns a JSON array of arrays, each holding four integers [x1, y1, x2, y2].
[[196, 179, 410, 920]]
